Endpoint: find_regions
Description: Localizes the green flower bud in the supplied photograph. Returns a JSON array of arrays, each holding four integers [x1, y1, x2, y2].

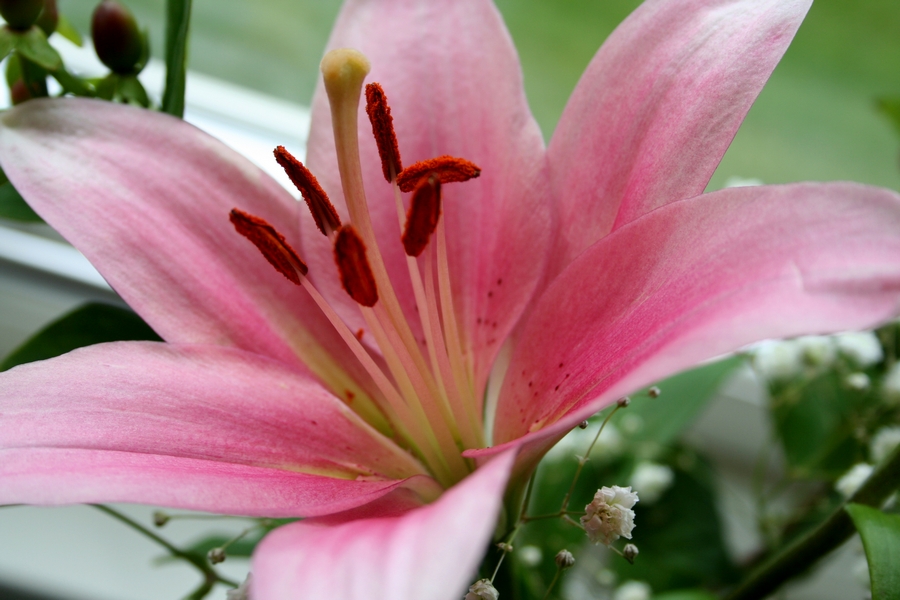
[[35, 0, 57, 36], [91, 0, 142, 74], [0, 0, 45, 30]]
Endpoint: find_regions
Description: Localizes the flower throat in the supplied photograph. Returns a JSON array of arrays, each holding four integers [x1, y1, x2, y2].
[[230, 49, 483, 488]]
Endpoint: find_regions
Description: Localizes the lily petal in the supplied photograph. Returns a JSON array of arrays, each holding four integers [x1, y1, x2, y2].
[[548, 0, 811, 275], [0, 342, 435, 515], [306, 0, 550, 394], [252, 450, 515, 600], [0, 99, 384, 411], [495, 183, 900, 445]]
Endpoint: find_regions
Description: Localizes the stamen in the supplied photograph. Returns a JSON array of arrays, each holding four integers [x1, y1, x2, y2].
[[334, 225, 379, 307], [365, 82, 403, 182], [396, 156, 481, 193], [273, 145, 341, 236], [229, 209, 307, 284], [402, 175, 441, 257]]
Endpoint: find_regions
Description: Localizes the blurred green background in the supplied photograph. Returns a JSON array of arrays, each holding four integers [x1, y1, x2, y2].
[[58, 0, 900, 190]]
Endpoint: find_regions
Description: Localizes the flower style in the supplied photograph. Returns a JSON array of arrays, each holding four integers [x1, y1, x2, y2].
[[3, 0, 900, 598], [581, 486, 640, 546]]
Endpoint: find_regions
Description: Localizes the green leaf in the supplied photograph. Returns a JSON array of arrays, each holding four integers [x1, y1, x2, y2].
[[614, 356, 741, 448], [12, 27, 62, 70], [846, 503, 900, 600], [55, 15, 83, 47], [162, 0, 193, 118], [50, 67, 93, 97], [118, 74, 150, 107], [5, 52, 22, 87], [876, 97, 900, 139], [0, 303, 161, 371], [0, 27, 14, 62], [0, 181, 41, 222]]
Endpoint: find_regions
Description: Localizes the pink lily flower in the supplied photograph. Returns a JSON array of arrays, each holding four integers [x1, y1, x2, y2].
[[3, 0, 900, 597]]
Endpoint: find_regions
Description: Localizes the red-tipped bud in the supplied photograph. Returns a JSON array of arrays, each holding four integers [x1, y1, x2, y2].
[[230, 208, 308, 285], [92, 0, 143, 74], [334, 226, 378, 307], [273, 145, 341, 236], [402, 175, 441, 257], [36, 0, 57, 35], [10, 79, 33, 105], [0, 0, 44, 30], [365, 82, 403, 182], [396, 156, 481, 193]]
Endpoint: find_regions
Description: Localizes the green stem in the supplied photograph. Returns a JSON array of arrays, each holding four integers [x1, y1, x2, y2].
[[91, 505, 238, 589], [724, 443, 900, 600], [161, 0, 192, 117]]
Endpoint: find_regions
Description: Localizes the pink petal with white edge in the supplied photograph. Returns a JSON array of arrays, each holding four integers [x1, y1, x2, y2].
[[493, 183, 900, 446], [0, 342, 437, 514], [305, 0, 550, 396], [548, 0, 811, 276], [252, 450, 516, 600], [0, 99, 383, 409]]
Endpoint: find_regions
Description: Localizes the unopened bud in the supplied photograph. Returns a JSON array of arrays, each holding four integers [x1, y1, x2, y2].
[[152, 511, 170, 527], [36, 0, 57, 35], [207, 547, 226, 564], [92, 0, 143, 73], [496, 542, 513, 553], [555, 549, 575, 569], [623, 544, 639, 564], [0, 0, 45, 30], [647, 386, 661, 398], [465, 579, 499, 600], [617, 396, 631, 408], [578, 420, 589, 429]]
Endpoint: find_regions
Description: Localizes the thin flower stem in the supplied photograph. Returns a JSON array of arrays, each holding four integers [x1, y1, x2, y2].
[[723, 442, 900, 600], [541, 568, 562, 600], [559, 406, 621, 513], [91, 505, 238, 589]]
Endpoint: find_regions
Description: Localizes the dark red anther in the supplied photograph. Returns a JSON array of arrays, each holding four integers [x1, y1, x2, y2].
[[402, 175, 441, 257], [334, 226, 378, 307], [273, 146, 342, 236], [396, 156, 481, 193], [230, 209, 308, 284], [365, 83, 403, 182]]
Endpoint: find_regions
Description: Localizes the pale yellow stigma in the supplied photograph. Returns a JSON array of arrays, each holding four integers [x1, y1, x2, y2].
[[321, 48, 371, 110]]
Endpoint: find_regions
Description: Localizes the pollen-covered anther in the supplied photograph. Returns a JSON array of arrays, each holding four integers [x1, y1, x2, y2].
[[334, 225, 379, 307], [402, 175, 441, 257], [273, 145, 341, 236], [229, 208, 308, 284], [396, 155, 481, 193], [365, 82, 403, 182]]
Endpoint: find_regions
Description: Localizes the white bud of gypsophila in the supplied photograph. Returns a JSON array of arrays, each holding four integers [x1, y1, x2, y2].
[[613, 580, 652, 600], [647, 386, 661, 398], [845, 372, 870, 390], [871, 426, 900, 464], [623, 544, 639, 564], [835, 331, 883, 368], [630, 462, 674, 505], [208, 547, 226, 564], [555, 549, 575, 569], [617, 396, 631, 408], [465, 579, 499, 600], [580, 485, 638, 546]]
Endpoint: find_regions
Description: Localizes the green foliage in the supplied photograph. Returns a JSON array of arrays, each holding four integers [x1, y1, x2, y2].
[[0, 303, 161, 371], [55, 14, 83, 46], [846, 504, 900, 600], [876, 97, 900, 138], [11, 26, 61, 70], [162, 0, 192, 117]]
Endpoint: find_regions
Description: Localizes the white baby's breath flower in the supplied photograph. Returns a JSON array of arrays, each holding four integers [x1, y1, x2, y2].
[[870, 426, 900, 463], [835, 331, 883, 368], [518, 545, 542, 567], [465, 579, 499, 600], [752, 340, 804, 382], [845, 372, 870, 390], [613, 580, 652, 600], [629, 462, 674, 504], [835, 463, 874, 498], [581, 485, 638, 545], [796, 335, 836, 367]]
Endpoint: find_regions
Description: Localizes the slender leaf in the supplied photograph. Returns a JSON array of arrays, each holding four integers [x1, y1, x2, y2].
[[0, 181, 41, 222], [0, 28, 13, 62], [13, 27, 62, 70], [162, 0, 193, 117], [1, 303, 161, 371], [50, 67, 93, 97], [846, 503, 900, 600]]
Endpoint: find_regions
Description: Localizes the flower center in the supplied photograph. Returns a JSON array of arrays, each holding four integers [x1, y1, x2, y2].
[[231, 49, 483, 488]]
